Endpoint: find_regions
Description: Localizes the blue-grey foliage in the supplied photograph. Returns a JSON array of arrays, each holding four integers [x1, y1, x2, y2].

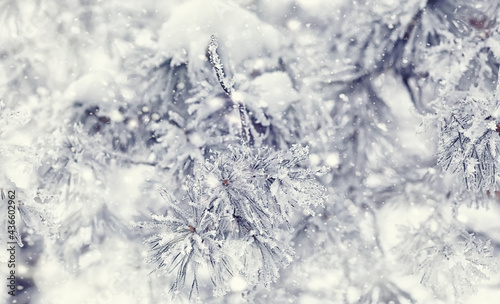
[[2, 1, 500, 303]]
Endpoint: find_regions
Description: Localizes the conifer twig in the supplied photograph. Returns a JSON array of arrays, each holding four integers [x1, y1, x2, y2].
[[208, 35, 249, 143]]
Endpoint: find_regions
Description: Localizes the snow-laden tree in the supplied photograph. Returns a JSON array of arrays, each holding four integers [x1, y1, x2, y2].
[[2, 0, 500, 304]]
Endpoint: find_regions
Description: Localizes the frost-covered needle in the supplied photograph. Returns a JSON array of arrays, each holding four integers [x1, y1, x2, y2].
[[207, 35, 250, 144]]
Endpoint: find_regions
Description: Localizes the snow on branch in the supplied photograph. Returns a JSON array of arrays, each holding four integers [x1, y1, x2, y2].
[[438, 94, 500, 194], [208, 35, 233, 97], [139, 144, 327, 297], [397, 222, 496, 301], [208, 35, 250, 144]]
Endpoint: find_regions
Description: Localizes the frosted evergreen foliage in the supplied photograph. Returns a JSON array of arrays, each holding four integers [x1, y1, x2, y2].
[[398, 220, 495, 301], [325, 0, 499, 112], [121, 3, 311, 181], [438, 93, 500, 194], [139, 144, 326, 296], [2, 0, 500, 304], [35, 124, 130, 264]]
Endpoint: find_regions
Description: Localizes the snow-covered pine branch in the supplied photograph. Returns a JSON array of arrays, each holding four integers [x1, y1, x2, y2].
[[207, 35, 233, 97], [139, 144, 327, 297], [207, 35, 250, 144], [438, 91, 500, 196], [398, 221, 496, 301]]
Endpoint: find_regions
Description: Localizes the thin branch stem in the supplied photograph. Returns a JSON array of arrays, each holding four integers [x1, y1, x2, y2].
[[208, 35, 249, 144]]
